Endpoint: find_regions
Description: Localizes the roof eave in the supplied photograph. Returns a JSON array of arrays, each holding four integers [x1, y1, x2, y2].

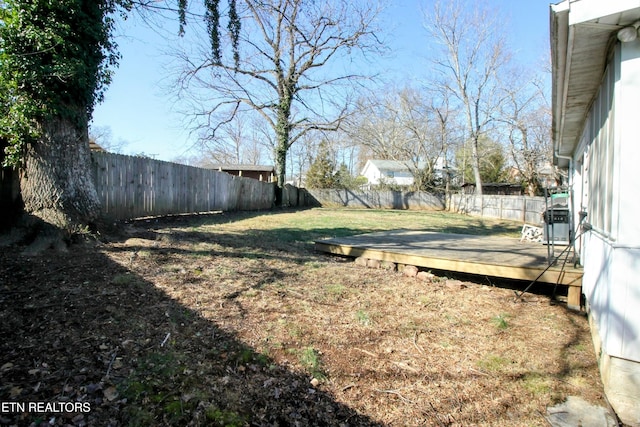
[[550, 1, 640, 168]]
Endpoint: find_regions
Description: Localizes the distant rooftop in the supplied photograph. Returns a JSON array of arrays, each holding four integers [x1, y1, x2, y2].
[[363, 160, 428, 172], [208, 164, 275, 172]]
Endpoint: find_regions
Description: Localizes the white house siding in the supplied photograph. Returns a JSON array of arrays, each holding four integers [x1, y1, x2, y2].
[[616, 41, 640, 247], [583, 233, 640, 359], [386, 172, 415, 186], [360, 160, 429, 187], [575, 39, 640, 425], [552, 1, 640, 422], [611, 39, 640, 359], [584, 233, 640, 423], [580, 40, 640, 361]]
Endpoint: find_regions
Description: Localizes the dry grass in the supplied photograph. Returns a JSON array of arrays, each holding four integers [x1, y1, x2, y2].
[[111, 208, 604, 426], [0, 208, 605, 426]]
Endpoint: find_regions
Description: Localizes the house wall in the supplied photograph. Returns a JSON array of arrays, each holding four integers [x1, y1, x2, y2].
[[575, 40, 640, 426], [361, 162, 381, 185], [222, 170, 275, 182], [362, 167, 414, 186], [361, 160, 421, 187], [385, 171, 414, 186]]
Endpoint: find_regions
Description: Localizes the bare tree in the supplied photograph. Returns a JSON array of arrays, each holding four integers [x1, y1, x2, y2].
[[194, 115, 268, 165], [424, 0, 511, 195], [346, 86, 455, 190], [88, 126, 129, 154], [347, 91, 408, 160], [174, 0, 384, 199], [287, 131, 320, 186], [324, 129, 360, 177], [499, 70, 553, 195], [243, 121, 268, 166], [429, 87, 460, 192]]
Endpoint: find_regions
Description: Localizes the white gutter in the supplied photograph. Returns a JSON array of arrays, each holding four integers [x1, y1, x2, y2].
[[550, 1, 571, 166]]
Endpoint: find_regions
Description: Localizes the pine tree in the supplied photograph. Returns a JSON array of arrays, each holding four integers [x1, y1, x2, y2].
[[305, 142, 338, 189]]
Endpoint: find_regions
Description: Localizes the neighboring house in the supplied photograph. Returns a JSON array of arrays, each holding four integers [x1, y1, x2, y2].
[[360, 159, 446, 187], [551, 1, 640, 424], [507, 162, 560, 190], [208, 164, 275, 182], [89, 140, 106, 152], [536, 162, 561, 189]]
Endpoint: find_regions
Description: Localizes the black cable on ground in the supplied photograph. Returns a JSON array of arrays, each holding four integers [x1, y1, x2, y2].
[[514, 212, 588, 303], [513, 243, 573, 302], [551, 238, 575, 300]]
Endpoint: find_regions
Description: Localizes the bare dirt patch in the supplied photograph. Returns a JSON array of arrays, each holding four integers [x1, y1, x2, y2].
[[0, 209, 606, 426]]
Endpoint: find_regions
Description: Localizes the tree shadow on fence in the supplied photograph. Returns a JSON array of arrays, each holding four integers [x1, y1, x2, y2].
[[0, 237, 382, 426]]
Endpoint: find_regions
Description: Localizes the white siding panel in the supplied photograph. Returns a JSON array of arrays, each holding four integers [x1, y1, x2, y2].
[[613, 248, 640, 358], [616, 41, 640, 247], [581, 41, 640, 363], [583, 221, 640, 362], [584, 55, 615, 237], [583, 233, 612, 345]]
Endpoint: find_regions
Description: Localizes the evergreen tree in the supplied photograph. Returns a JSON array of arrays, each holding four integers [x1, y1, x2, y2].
[[305, 142, 338, 189], [456, 137, 508, 184]]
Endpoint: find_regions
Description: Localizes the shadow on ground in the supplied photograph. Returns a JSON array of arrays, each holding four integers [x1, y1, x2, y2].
[[0, 235, 382, 426], [116, 209, 521, 264]]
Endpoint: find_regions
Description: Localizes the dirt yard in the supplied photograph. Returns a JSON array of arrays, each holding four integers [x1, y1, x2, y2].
[[0, 209, 607, 426]]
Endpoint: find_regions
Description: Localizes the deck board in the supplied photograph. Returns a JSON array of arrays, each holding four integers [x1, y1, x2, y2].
[[315, 230, 583, 308]]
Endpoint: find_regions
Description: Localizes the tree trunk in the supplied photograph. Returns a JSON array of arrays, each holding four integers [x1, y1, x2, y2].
[[464, 100, 483, 196], [471, 135, 483, 196], [274, 142, 287, 206], [20, 115, 101, 231], [275, 142, 287, 189], [274, 101, 292, 205]]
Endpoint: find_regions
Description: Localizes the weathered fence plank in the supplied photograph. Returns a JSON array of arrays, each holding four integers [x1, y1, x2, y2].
[[449, 193, 545, 224], [305, 188, 545, 224], [306, 188, 446, 210], [91, 152, 275, 220]]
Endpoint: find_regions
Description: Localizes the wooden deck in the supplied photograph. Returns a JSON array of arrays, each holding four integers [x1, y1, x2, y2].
[[314, 230, 583, 309]]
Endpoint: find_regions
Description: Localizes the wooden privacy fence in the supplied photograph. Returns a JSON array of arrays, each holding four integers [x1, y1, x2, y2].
[[449, 193, 546, 224], [306, 188, 546, 224], [91, 152, 275, 220], [282, 184, 320, 208], [307, 188, 446, 210]]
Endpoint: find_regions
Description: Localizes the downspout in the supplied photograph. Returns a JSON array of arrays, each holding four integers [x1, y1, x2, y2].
[[555, 151, 573, 186], [554, 150, 582, 263], [555, 151, 573, 163]]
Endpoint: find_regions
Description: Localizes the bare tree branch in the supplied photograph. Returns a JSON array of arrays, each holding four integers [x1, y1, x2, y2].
[[424, 0, 512, 195], [170, 0, 384, 193]]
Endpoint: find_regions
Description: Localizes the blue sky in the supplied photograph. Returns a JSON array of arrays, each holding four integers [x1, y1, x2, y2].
[[91, 0, 553, 162]]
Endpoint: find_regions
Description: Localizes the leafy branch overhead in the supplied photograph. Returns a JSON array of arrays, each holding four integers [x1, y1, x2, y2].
[[0, 1, 120, 166], [0, 0, 241, 231], [0, 0, 240, 168]]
